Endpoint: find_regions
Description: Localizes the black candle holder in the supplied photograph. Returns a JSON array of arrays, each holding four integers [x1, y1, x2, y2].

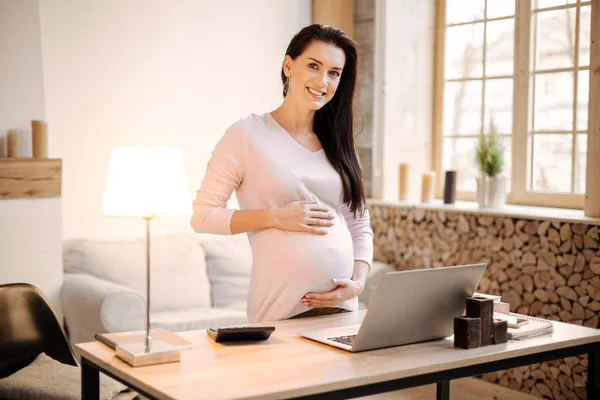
[[443, 170, 457, 204], [454, 296, 508, 349], [453, 317, 481, 349]]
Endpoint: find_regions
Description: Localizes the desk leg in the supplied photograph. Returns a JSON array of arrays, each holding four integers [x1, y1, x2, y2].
[[81, 358, 100, 400], [436, 380, 450, 400], [589, 346, 600, 400]]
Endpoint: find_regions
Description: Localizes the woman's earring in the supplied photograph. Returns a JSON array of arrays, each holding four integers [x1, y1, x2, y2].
[[283, 77, 290, 96]]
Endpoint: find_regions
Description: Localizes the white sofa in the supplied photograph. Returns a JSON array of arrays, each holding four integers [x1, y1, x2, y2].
[[61, 233, 252, 347], [61, 233, 393, 348]]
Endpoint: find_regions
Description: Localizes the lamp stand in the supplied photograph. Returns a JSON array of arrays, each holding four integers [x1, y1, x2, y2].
[[115, 217, 181, 367]]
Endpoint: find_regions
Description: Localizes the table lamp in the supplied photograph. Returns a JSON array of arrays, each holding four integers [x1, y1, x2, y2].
[[101, 146, 192, 367]]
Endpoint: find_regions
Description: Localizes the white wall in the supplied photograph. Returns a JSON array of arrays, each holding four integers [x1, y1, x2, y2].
[[0, 199, 63, 317], [0, 0, 63, 316], [0, 0, 45, 156], [39, 0, 311, 240], [372, 0, 435, 201]]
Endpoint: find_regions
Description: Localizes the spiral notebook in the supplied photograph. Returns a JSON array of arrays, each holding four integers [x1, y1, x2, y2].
[[494, 311, 553, 340]]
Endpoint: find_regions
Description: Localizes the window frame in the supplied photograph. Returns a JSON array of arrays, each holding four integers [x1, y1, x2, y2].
[[433, 0, 590, 209]]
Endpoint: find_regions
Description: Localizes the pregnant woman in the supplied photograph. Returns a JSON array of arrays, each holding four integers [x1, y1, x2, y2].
[[191, 24, 373, 323]]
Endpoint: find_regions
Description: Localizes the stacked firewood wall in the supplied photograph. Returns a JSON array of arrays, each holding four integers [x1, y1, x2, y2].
[[370, 205, 600, 399]]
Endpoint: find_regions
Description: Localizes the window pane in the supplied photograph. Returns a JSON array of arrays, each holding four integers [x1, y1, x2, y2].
[[501, 137, 512, 192], [532, 134, 572, 192], [536, 0, 576, 9], [446, 0, 485, 24], [577, 70, 589, 131], [445, 23, 484, 79], [574, 134, 587, 194], [486, 0, 515, 19], [444, 80, 483, 136], [528, 76, 535, 132], [484, 79, 513, 134], [580, 6, 591, 67], [443, 137, 479, 192], [486, 19, 514, 76], [535, 9, 576, 70], [534, 72, 573, 131], [443, 136, 511, 193]]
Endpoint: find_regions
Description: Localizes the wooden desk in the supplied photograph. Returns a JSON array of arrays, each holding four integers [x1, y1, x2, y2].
[[77, 310, 600, 400]]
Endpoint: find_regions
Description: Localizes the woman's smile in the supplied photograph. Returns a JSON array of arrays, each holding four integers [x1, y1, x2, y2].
[[307, 87, 326, 100]]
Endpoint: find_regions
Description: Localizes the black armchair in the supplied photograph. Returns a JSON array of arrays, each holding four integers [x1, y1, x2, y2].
[[0, 282, 77, 378]]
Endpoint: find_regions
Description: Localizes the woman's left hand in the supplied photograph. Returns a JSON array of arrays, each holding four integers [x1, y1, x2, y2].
[[302, 278, 363, 308]]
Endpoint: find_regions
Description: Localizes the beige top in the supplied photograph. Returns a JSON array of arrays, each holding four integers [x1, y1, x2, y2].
[[191, 113, 374, 322]]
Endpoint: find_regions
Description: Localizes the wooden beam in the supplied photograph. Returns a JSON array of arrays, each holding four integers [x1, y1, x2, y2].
[[585, 0, 599, 217], [0, 159, 62, 199], [312, 0, 354, 38], [432, 0, 445, 198], [510, 0, 532, 205]]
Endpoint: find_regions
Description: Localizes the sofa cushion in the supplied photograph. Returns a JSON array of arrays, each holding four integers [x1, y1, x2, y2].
[[63, 235, 211, 312], [0, 352, 135, 400], [101, 286, 146, 333], [196, 233, 252, 308], [153, 307, 248, 332]]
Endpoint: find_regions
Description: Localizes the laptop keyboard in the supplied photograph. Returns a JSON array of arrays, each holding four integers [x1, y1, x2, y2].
[[328, 334, 357, 346]]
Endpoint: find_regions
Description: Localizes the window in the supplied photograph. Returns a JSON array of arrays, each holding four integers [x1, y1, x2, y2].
[[441, 0, 515, 194], [434, 0, 592, 208], [527, 1, 590, 196]]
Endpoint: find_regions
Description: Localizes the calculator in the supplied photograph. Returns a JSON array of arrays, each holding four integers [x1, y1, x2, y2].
[[206, 325, 275, 342]]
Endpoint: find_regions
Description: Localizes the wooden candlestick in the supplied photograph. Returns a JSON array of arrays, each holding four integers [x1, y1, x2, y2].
[[466, 296, 495, 346], [454, 317, 481, 349], [32, 120, 48, 158], [398, 163, 410, 200], [7, 129, 21, 158]]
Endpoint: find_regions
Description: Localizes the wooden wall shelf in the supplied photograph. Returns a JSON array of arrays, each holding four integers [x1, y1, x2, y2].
[[0, 158, 62, 199]]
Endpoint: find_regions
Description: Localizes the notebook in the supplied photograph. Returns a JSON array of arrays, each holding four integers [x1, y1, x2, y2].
[[494, 311, 553, 340], [95, 328, 193, 350]]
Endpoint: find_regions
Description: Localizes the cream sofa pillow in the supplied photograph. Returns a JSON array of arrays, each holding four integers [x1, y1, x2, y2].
[[197, 233, 252, 308], [64, 234, 211, 312]]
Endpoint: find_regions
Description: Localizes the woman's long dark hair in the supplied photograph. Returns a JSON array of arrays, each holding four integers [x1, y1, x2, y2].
[[281, 24, 365, 217]]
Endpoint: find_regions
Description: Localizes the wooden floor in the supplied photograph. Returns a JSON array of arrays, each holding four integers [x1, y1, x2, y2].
[[356, 378, 537, 400]]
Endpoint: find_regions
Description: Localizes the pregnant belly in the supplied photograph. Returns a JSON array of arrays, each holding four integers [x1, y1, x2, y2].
[[250, 219, 355, 292]]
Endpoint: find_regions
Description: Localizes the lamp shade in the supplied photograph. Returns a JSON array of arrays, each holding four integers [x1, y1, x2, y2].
[[102, 146, 192, 218]]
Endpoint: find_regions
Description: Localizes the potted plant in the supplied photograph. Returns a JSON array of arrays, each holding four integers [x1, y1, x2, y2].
[[475, 119, 506, 208]]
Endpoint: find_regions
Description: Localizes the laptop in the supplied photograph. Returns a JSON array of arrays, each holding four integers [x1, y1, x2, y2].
[[298, 263, 487, 353]]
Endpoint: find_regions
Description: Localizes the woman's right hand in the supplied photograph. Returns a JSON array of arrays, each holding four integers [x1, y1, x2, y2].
[[271, 200, 335, 235]]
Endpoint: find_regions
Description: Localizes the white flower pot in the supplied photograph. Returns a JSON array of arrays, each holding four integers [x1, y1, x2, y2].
[[476, 176, 506, 208]]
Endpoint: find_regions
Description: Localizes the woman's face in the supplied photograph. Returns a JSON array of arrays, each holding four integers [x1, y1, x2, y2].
[[284, 40, 346, 110]]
